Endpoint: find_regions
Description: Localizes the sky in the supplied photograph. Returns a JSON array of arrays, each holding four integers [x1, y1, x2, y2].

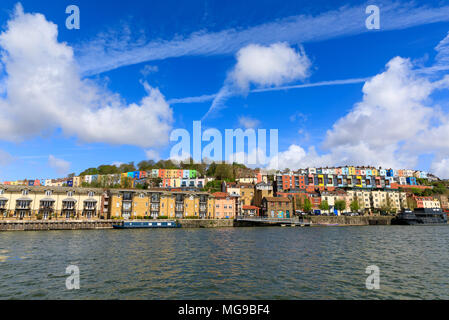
[[2, 0, 449, 180]]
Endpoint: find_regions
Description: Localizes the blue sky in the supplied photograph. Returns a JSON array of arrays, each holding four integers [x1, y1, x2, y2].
[[2, 0, 449, 180]]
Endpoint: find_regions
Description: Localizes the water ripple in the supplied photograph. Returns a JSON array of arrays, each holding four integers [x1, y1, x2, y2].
[[0, 226, 448, 299]]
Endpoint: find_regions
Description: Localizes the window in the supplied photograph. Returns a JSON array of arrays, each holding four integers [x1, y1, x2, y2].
[[67, 191, 74, 197], [88, 191, 94, 197], [22, 190, 29, 196], [45, 190, 52, 196], [0, 189, 4, 195]]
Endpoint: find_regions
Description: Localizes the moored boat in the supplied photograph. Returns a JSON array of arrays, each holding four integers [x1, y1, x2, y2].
[[113, 221, 181, 229], [391, 208, 448, 225]]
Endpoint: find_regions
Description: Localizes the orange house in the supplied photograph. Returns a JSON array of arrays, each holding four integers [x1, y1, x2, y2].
[[212, 192, 235, 219]]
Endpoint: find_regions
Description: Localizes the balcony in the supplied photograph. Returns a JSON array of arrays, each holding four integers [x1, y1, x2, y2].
[[40, 198, 55, 210], [0, 199, 8, 210], [16, 198, 32, 210], [84, 199, 97, 210]]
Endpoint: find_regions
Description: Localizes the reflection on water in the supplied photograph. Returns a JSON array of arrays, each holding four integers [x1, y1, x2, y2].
[[0, 226, 449, 299]]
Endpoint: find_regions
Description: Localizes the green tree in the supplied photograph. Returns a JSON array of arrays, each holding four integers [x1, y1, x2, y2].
[[119, 162, 137, 173], [137, 160, 155, 171], [206, 162, 217, 177], [214, 164, 234, 181], [432, 182, 447, 195], [97, 165, 120, 175], [406, 197, 416, 211], [80, 168, 99, 176], [122, 177, 133, 189], [350, 196, 360, 213], [334, 200, 347, 214], [203, 180, 223, 193], [303, 198, 312, 213], [294, 196, 303, 211], [319, 200, 329, 213]]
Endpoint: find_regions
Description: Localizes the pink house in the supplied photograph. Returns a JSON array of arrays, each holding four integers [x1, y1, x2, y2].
[[212, 192, 235, 219]]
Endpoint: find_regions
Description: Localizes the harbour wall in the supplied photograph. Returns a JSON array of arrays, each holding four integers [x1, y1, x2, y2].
[[307, 216, 394, 226], [178, 219, 235, 228], [0, 219, 235, 231], [0, 216, 393, 231], [0, 220, 116, 232]]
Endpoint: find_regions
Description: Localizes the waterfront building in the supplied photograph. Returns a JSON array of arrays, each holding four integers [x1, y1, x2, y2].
[[434, 194, 448, 211], [239, 184, 255, 206], [211, 192, 235, 219], [320, 189, 349, 215], [261, 197, 293, 218], [107, 189, 213, 219], [0, 185, 103, 220], [412, 196, 441, 209], [253, 182, 274, 207], [347, 190, 407, 214]]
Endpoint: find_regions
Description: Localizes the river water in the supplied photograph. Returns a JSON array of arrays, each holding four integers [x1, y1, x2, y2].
[[1, 226, 448, 299]]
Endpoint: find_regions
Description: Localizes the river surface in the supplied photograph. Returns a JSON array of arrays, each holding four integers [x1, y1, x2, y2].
[[1, 226, 448, 299]]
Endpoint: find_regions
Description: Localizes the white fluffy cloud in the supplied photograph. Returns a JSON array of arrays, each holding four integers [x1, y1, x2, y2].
[[0, 5, 173, 148], [48, 155, 70, 175], [231, 43, 310, 91], [203, 42, 311, 120], [431, 158, 449, 178], [270, 55, 449, 177]]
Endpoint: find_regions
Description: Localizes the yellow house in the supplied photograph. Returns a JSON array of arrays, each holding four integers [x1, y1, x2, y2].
[[105, 189, 213, 219]]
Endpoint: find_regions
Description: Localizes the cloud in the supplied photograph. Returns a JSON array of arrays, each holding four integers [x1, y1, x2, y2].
[[140, 64, 158, 77], [269, 54, 449, 177], [76, 2, 449, 76], [322, 57, 433, 166], [431, 158, 449, 178], [238, 116, 260, 129], [231, 43, 311, 91], [203, 42, 311, 120], [48, 155, 70, 175], [0, 4, 173, 148], [145, 149, 160, 160], [169, 151, 192, 164], [168, 77, 370, 105]]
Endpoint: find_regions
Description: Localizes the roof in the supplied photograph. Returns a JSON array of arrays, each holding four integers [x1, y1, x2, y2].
[[263, 197, 291, 202], [0, 185, 103, 193], [242, 205, 259, 210], [212, 192, 230, 198]]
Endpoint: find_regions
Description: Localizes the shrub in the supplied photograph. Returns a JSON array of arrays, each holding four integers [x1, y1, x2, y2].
[[157, 216, 169, 220]]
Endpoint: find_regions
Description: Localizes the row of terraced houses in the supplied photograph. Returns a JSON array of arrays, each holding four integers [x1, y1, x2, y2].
[[0, 166, 443, 221], [0, 169, 203, 189], [0, 186, 237, 221]]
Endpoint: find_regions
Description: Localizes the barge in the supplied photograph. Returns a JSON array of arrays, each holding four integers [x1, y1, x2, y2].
[[113, 221, 181, 229], [391, 208, 448, 225]]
